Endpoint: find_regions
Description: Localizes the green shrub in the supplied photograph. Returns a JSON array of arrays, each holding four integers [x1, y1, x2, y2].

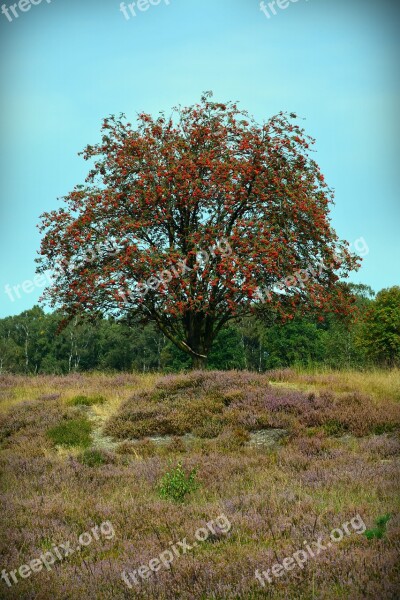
[[158, 462, 198, 502], [323, 419, 348, 436], [68, 395, 106, 407], [372, 423, 397, 435], [47, 418, 92, 448], [375, 513, 391, 528], [364, 513, 391, 540], [78, 448, 109, 466]]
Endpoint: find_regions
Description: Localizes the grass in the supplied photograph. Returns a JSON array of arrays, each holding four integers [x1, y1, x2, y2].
[[78, 447, 111, 467], [268, 367, 400, 402], [47, 417, 92, 448], [68, 394, 107, 407], [364, 514, 392, 540], [0, 369, 399, 599]]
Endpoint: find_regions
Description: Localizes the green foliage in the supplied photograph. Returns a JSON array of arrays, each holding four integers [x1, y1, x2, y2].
[[158, 462, 198, 502], [375, 513, 391, 528], [262, 318, 325, 369], [47, 418, 92, 448], [69, 394, 106, 406], [323, 419, 348, 436], [364, 514, 391, 540], [358, 287, 400, 366], [160, 340, 192, 372], [208, 327, 246, 370], [0, 284, 398, 374], [372, 423, 397, 435]]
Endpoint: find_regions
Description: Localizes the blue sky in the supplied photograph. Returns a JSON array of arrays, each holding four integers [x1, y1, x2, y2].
[[0, 0, 399, 317]]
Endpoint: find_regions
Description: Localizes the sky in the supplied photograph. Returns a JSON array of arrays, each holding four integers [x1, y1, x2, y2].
[[0, 0, 399, 318]]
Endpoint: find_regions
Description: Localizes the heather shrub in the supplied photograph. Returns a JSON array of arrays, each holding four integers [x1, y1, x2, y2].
[[115, 440, 138, 455], [135, 438, 159, 457], [222, 389, 244, 405], [359, 435, 400, 458], [372, 422, 397, 435], [193, 417, 224, 438], [103, 371, 400, 444], [0, 375, 15, 387], [266, 368, 297, 382], [167, 436, 187, 453], [0, 398, 68, 446], [216, 427, 250, 451], [154, 373, 204, 394], [38, 393, 61, 401], [105, 371, 312, 440], [115, 438, 159, 459], [1, 371, 400, 599], [158, 461, 198, 502], [295, 433, 333, 457], [322, 392, 400, 437], [47, 417, 92, 448]]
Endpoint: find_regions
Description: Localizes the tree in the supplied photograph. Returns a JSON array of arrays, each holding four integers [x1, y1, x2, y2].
[[0, 320, 24, 374], [208, 327, 246, 370], [262, 318, 325, 369], [314, 283, 375, 368], [37, 93, 359, 368], [236, 317, 267, 372], [358, 286, 400, 366]]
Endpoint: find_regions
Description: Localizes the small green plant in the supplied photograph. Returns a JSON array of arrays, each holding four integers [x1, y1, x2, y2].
[[364, 514, 391, 540], [372, 423, 396, 435], [323, 419, 348, 436], [68, 394, 106, 407], [158, 462, 198, 502], [39, 537, 54, 551], [47, 418, 92, 448], [78, 448, 109, 467]]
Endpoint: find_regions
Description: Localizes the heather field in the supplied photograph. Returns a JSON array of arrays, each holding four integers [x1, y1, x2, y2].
[[0, 369, 399, 599]]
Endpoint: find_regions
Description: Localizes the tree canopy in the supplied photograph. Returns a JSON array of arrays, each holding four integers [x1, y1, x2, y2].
[[358, 286, 400, 366], [37, 93, 359, 367]]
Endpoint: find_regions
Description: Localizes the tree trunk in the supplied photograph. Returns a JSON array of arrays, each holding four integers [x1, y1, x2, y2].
[[185, 313, 211, 370], [192, 354, 207, 370]]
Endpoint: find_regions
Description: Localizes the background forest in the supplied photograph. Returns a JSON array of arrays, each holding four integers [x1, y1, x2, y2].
[[1, 284, 398, 374]]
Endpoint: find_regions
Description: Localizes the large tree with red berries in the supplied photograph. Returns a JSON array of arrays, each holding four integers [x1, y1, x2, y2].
[[37, 93, 359, 368]]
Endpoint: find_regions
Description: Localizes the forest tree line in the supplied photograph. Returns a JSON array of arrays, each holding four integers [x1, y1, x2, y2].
[[0, 284, 399, 374]]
